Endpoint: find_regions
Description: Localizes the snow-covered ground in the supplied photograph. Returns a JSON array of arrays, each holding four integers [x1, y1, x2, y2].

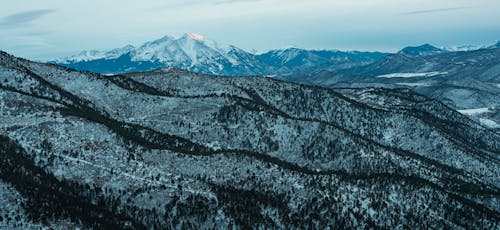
[[457, 107, 491, 115], [479, 118, 500, 129], [0, 181, 80, 229], [1, 50, 499, 229], [396, 82, 432, 87], [376, 72, 447, 78], [442, 44, 486, 52]]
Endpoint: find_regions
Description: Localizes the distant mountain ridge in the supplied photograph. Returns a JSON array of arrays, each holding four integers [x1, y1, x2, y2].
[[54, 35, 498, 77], [398, 44, 446, 57], [53, 33, 388, 76], [278, 45, 500, 131]]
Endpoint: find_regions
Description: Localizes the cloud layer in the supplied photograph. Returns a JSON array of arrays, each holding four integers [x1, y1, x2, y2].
[[404, 7, 470, 15], [0, 9, 56, 26]]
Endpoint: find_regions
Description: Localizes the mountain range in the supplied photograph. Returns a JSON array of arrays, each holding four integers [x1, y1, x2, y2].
[[278, 44, 500, 131], [54, 34, 499, 78], [1, 50, 499, 228], [54, 36, 500, 131], [53, 33, 388, 76]]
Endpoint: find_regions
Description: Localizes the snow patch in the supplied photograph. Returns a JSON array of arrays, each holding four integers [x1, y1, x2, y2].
[[443, 45, 486, 52], [376, 72, 447, 78], [206, 141, 222, 150], [396, 82, 432, 87], [479, 118, 500, 129], [457, 108, 490, 115]]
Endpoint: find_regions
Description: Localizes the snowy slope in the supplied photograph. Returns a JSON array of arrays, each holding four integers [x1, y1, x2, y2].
[[281, 45, 500, 126], [376, 72, 448, 78], [57, 45, 135, 63], [1, 51, 500, 228], [398, 44, 446, 57]]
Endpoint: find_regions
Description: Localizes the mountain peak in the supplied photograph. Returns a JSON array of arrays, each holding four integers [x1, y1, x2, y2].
[[52, 34, 390, 75], [489, 40, 500, 49], [399, 44, 445, 57], [443, 44, 486, 52], [184, 32, 204, 41], [150, 35, 175, 44], [418, 43, 436, 48]]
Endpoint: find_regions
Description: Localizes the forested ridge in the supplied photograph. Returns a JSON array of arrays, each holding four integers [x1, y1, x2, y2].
[[1, 51, 499, 229]]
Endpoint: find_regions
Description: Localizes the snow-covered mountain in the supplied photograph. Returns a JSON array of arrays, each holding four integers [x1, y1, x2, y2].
[[489, 41, 500, 49], [256, 48, 387, 74], [398, 42, 500, 56], [279, 45, 500, 130], [56, 44, 135, 63], [1, 51, 500, 228], [443, 44, 487, 52], [0, 52, 500, 229], [53, 33, 388, 75], [397, 44, 446, 57]]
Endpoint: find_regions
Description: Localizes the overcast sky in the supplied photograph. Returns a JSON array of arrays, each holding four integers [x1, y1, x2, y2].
[[1, 0, 499, 60]]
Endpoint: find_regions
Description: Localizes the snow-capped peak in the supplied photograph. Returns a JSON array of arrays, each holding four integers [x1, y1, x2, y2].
[[398, 44, 446, 57], [443, 44, 486, 52], [149, 35, 175, 44], [105, 45, 135, 58], [186, 32, 204, 41], [55, 33, 238, 66], [488, 40, 500, 49], [74, 50, 103, 60], [55, 44, 135, 64], [118, 33, 244, 70], [52, 50, 102, 63]]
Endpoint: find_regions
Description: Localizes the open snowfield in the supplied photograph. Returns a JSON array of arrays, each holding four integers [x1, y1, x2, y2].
[[376, 72, 448, 78]]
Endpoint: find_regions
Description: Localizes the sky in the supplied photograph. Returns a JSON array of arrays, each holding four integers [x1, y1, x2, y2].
[[0, 0, 499, 60]]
